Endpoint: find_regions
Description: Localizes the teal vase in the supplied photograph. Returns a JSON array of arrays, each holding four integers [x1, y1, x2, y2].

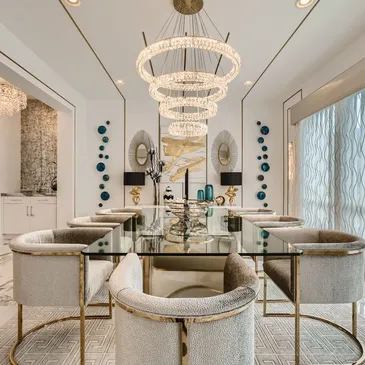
[[197, 190, 205, 201], [205, 184, 214, 201]]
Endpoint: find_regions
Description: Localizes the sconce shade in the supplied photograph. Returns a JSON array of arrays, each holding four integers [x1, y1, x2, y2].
[[124, 172, 145, 186], [221, 172, 242, 186]]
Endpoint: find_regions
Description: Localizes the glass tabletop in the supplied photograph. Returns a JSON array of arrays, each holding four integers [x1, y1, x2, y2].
[[82, 206, 302, 257]]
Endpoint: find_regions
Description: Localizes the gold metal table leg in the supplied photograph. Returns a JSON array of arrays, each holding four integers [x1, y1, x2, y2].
[[294, 256, 300, 365], [263, 273, 267, 316], [17, 304, 23, 342], [143, 256, 151, 294]]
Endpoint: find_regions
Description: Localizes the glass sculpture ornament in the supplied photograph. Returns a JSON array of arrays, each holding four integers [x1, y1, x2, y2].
[[96, 163, 105, 172], [98, 125, 107, 134], [261, 163, 270, 172], [260, 126, 270, 135], [258, 137, 264, 144]]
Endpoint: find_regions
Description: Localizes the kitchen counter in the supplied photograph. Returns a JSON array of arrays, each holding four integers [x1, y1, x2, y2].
[[1, 193, 57, 197]]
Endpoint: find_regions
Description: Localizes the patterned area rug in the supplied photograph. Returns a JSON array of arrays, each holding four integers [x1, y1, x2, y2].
[[0, 283, 364, 365]]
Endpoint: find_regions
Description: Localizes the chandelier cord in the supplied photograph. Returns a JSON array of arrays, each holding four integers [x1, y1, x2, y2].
[[202, 9, 225, 41], [155, 9, 176, 42]]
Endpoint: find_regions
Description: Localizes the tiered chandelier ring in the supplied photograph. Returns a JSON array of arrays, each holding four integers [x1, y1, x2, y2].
[[136, 36, 241, 85]]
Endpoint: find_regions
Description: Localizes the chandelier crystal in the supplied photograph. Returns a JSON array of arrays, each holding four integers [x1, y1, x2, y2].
[[169, 121, 208, 137], [0, 81, 27, 117], [136, 0, 241, 136]]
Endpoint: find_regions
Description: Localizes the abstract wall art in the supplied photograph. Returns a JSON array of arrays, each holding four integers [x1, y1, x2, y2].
[[256, 121, 270, 208], [96, 121, 111, 207]]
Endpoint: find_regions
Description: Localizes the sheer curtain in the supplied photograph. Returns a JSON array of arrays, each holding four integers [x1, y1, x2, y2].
[[297, 89, 365, 237]]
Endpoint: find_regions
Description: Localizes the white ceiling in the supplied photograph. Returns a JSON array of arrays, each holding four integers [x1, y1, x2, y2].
[[0, 0, 364, 106]]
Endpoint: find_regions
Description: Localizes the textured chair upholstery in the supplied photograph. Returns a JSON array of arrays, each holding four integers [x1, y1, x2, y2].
[[10, 228, 114, 307], [67, 215, 131, 228], [96, 207, 141, 216], [229, 207, 276, 215], [110, 253, 259, 365], [263, 228, 365, 303], [242, 215, 304, 228]]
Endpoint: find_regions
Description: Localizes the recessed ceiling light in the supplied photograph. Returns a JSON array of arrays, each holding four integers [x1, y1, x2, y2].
[[296, 0, 313, 8], [116, 80, 124, 85], [244, 81, 253, 86], [65, 0, 81, 7]]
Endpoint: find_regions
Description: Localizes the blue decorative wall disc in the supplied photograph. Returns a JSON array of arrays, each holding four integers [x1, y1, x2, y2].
[[96, 163, 105, 172], [262, 184, 267, 189], [102, 174, 110, 181], [102, 136, 109, 143], [98, 125, 107, 134], [257, 191, 266, 200], [258, 175, 264, 181], [99, 146, 105, 151], [260, 126, 270, 135], [261, 230, 270, 239], [261, 163, 270, 172], [258, 137, 264, 144], [101, 191, 110, 201], [262, 146, 268, 152]]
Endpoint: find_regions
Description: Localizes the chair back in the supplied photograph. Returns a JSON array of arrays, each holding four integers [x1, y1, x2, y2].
[[110, 253, 258, 365]]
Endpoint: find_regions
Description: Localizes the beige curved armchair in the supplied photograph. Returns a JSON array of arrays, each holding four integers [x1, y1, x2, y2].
[[263, 228, 365, 364], [242, 214, 304, 228], [9, 228, 114, 365], [110, 253, 259, 365], [229, 208, 276, 215], [96, 207, 141, 216]]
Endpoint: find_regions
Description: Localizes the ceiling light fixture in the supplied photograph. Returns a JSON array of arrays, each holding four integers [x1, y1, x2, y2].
[[136, 0, 241, 137], [0, 80, 27, 117], [244, 81, 253, 86], [116, 80, 124, 85], [296, 0, 313, 8], [64, 0, 81, 7]]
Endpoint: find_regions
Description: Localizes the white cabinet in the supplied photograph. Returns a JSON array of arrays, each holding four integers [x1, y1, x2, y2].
[[2, 196, 57, 234]]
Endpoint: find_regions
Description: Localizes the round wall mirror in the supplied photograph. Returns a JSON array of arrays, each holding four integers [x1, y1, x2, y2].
[[136, 143, 148, 166], [218, 143, 231, 166]]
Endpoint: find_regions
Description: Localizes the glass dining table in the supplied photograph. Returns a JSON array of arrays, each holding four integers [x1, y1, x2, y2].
[[82, 205, 303, 364]]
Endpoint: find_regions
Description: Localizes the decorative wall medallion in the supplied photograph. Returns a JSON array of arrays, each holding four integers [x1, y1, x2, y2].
[[98, 125, 107, 134], [211, 130, 238, 174], [261, 230, 270, 239], [128, 130, 154, 172], [256, 121, 270, 208], [263, 203, 268, 207], [96, 121, 112, 208], [260, 126, 270, 135], [97, 163, 105, 172], [101, 191, 110, 201]]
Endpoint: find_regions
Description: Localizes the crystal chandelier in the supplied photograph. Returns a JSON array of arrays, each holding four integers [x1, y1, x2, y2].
[[136, 0, 241, 136], [0, 80, 27, 117]]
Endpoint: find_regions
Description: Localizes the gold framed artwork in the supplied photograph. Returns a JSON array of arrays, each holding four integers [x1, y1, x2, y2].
[[160, 119, 207, 184]]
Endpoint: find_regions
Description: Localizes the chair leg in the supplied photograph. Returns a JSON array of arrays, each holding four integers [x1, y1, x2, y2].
[[353, 302, 358, 337], [79, 255, 86, 365], [108, 292, 113, 319], [17, 304, 23, 342], [263, 272, 267, 316]]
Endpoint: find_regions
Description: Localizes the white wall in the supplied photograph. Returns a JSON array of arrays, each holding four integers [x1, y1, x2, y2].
[[0, 114, 21, 193]]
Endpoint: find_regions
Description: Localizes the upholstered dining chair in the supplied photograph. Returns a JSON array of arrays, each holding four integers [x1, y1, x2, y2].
[[96, 207, 142, 216], [9, 228, 114, 365], [262, 228, 365, 364], [229, 208, 276, 215], [110, 253, 259, 365], [242, 214, 304, 228]]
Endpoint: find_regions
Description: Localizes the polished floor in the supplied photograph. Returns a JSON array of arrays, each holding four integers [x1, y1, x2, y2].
[[0, 247, 365, 364]]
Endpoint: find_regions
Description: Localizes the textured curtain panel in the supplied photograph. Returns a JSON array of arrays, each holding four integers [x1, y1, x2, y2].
[[298, 89, 365, 237]]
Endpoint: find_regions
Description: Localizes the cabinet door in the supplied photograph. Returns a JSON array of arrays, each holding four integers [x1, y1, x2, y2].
[[3, 199, 30, 234], [30, 201, 57, 231]]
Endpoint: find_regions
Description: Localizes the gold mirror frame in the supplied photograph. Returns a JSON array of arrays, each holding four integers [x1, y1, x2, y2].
[[136, 143, 148, 166], [218, 143, 231, 166]]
